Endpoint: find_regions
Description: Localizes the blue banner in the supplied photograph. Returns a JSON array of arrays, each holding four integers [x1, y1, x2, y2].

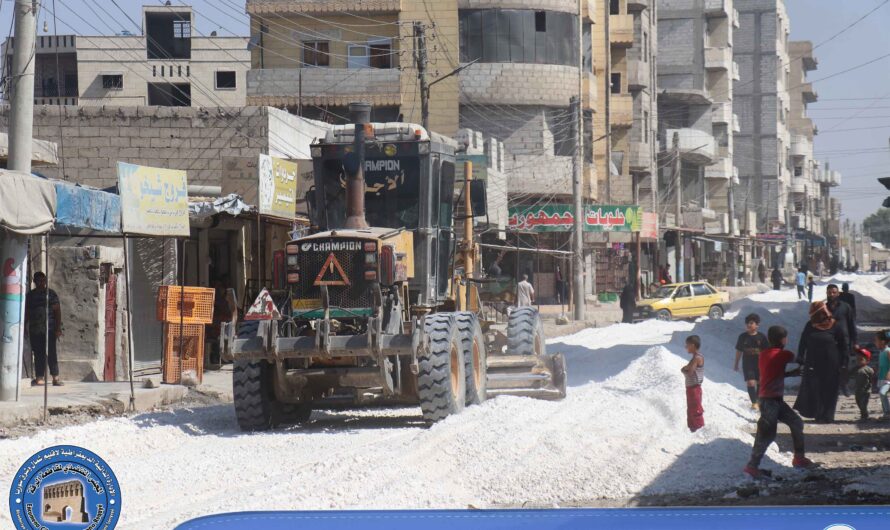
[[175, 508, 890, 530], [54, 182, 121, 233]]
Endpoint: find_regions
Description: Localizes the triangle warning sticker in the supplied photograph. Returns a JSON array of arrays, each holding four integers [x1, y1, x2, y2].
[[314, 252, 351, 287]]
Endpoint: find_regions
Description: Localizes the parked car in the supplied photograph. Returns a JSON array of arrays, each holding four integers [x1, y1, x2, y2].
[[634, 281, 729, 321]]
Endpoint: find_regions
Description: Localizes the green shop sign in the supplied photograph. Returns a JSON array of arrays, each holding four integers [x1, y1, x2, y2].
[[508, 204, 643, 232]]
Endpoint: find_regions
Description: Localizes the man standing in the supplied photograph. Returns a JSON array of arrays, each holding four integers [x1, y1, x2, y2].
[[24, 272, 63, 386], [839, 283, 857, 318], [517, 274, 535, 307], [554, 265, 565, 305], [827, 283, 857, 396], [619, 280, 636, 324], [771, 267, 783, 291]]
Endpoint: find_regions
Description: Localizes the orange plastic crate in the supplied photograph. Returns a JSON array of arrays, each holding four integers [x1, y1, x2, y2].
[[162, 323, 205, 385], [157, 286, 215, 324]]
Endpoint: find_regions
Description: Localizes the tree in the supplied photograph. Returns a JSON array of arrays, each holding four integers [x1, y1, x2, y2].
[[863, 208, 890, 247]]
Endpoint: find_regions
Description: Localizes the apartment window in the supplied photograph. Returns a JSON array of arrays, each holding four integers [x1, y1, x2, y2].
[[582, 23, 593, 72], [160, 65, 165, 77], [535, 11, 546, 32], [611, 73, 621, 94], [215, 71, 237, 90], [369, 40, 392, 69], [303, 41, 330, 67], [102, 74, 123, 90], [714, 124, 728, 147], [643, 111, 649, 143], [178, 65, 182, 77], [173, 20, 191, 39], [643, 32, 648, 62], [794, 166, 803, 177], [610, 0, 620, 15], [152, 65, 156, 77], [186, 65, 190, 77]]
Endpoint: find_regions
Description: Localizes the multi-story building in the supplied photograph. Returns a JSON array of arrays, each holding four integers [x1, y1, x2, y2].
[[656, 0, 738, 282], [733, 0, 792, 237], [1, 6, 249, 106], [246, 0, 459, 135], [787, 40, 820, 244], [595, 0, 658, 210]]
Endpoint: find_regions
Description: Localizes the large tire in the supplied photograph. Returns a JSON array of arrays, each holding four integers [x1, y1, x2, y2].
[[507, 307, 546, 357], [455, 312, 487, 405], [233, 359, 274, 431], [418, 314, 466, 423]]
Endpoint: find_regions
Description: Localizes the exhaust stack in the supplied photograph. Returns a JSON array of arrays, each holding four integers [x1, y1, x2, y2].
[[345, 102, 371, 229]]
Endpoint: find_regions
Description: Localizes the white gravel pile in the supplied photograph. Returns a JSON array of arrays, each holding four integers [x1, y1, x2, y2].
[[2, 279, 886, 528]]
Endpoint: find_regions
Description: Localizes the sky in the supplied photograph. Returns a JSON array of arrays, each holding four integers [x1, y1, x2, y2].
[[1, 1, 888, 224]]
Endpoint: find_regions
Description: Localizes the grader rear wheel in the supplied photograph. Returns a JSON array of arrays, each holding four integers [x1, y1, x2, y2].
[[417, 314, 466, 423], [455, 312, 487, 406]]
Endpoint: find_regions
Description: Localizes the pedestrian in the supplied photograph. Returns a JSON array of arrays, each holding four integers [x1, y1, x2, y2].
[[839, 283, 857, 318], [827, 283, 857, 396], [853, 348, 874, 422], [807, 274, 815, 303], [794, 301, 848, 423], [661, 264, 673, 285], [771, 267, 783, 291], [758, 261, 767, 284], [795, 269, 806, 300], [817, 259, 825, 278], [619, 280, 636, 324], [24, 271, 63, 387], [555, 265, 565, 305], [681, 335, 705, 433], [876, 330, 890, 420], [745, 325, 813, 478], [734, 313, 769, 410], [516, 274, 535, 307]]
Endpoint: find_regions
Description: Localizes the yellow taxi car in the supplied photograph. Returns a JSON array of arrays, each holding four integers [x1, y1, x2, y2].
[[634, 281, 730, 321]]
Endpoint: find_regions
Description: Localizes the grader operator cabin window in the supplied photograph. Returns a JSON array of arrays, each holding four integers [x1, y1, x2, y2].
[[146, 11, 192, 59]]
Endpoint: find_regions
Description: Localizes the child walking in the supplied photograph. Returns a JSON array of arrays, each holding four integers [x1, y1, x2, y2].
[[682, 335, 705, 433], [745, 325, 814, 478], [876, 330, 890, 420], [854, 348, 874, 422], [734, 313, 769, 410]]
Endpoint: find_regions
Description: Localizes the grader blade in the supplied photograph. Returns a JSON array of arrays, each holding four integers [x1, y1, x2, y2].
[[485, 352, 566, 400]]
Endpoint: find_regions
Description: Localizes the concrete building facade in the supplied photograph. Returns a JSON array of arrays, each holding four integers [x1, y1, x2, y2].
[[657, 0, 739, 232], [1, 6, 250, 107], [733, 0, 792, 234], [787, 40, 820, 239]]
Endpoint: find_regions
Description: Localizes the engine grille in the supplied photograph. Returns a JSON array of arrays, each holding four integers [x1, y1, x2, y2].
[[296, 238, 373, 311]]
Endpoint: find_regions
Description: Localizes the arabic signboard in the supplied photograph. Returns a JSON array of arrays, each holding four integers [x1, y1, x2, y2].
[[508, 204, 643, 233], [117, 162, 189, 236], [641, 212, 659, 240], [455, 154, 489, 181], [258, 154, 299, 219]]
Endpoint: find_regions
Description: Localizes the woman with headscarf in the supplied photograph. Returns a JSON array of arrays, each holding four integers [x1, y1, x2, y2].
[[794, 301, 848, 423]]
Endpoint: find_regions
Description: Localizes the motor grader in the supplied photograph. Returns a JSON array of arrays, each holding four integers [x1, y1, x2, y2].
[[222, 103, 566, 431]]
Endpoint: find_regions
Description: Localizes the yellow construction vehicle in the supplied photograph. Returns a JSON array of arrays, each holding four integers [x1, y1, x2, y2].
[[222, 103, 566, 431]]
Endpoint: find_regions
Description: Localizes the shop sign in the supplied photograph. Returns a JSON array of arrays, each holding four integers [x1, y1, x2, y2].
[[508, 204, 642, 233]]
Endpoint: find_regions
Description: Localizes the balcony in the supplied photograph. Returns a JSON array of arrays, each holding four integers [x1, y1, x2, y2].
[[791, 177, 808, 195], [829, 170, 842, 187], [801, 82, 817, 103], [705, 46, 732, 70], [627, 0, 649, 10], [712, 102, 731, 124], [626, 58, 649, 91], [704, 0, 731, 18], [628, 141, 651, 172], [246, 0, 399, 15], [246, 67, 401, 107], [705, 157, 733, 180], [791, 135, 811, 158], [611, 93, 633, 128], [610, 15, 634, 47], [664, 128, 716, 164]]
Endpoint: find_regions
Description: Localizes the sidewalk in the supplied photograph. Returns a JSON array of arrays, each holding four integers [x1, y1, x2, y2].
[[0, 367, 233, 427]]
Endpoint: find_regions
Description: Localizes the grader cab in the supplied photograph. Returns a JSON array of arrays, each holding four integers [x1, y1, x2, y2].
[[222, 103, 566, 430]]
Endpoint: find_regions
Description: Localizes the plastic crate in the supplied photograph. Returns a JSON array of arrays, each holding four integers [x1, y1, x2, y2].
[[157, 286, 215, 324], [598, 292, 618, 303], [162, 323, 205, 385]]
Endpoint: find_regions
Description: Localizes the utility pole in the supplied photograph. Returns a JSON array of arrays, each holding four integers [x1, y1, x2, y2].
[[414, 22, 430, 130], [1, 0, 37, 403], [571, 96, 585, 321], [728, 177, 738, 286], [8, 0, 37, 172], [672, 132, 683, 282]]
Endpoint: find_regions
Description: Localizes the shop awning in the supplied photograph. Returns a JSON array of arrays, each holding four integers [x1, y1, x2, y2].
[[54, 182, 121, 233], [0, 169, 56, 234]]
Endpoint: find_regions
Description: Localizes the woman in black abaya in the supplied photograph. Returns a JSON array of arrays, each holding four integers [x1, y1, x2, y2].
[[794, 301, 848, 423]]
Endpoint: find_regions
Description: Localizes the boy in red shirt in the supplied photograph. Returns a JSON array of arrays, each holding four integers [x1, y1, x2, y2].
[[744, 325, 815, 478]]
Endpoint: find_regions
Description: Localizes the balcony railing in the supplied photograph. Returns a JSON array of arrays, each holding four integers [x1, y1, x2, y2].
[[610, 15, 634, 47], [247, 67, 401, 106], [611, 93, 633, 128], [704, 0, 730, 18], [704, 46, 732, 70], [712, 102, 731, 124], [34, 84, 78, 98], [705, 157, 732, 180], [627, 57, 649, 90], [664, 128, 716, 164], [791, 135, 811, 158]]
